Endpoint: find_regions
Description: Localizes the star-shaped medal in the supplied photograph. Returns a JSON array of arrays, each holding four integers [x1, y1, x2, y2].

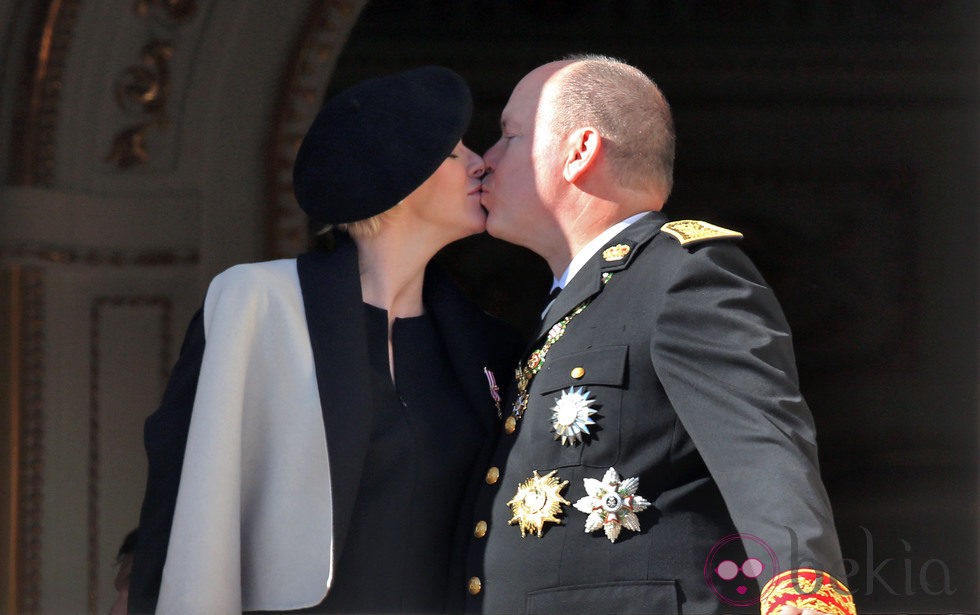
[[573, 467, 652, 543], [550, 386, 597, 445], [507, 470, 570, 538]]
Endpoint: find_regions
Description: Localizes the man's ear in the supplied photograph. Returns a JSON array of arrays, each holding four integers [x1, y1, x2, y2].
[[562, 127, 602, 183]]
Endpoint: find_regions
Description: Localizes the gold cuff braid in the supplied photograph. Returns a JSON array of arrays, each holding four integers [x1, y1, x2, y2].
[[760, 568, 857, 615]]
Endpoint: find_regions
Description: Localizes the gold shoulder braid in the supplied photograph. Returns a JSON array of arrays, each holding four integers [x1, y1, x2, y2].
[[660, 220, 743, 246], [512, 274, 614, 420]]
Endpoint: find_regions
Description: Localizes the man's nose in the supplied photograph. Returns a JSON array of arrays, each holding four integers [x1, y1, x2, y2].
[[482, 141, 500, 171]]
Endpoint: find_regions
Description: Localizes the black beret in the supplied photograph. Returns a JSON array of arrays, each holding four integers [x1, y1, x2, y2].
[[293, 66, 473, 225]]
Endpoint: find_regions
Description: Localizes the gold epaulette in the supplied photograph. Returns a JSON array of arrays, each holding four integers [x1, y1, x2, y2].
[[760, 568, 857, 615], [660, 220, 743, 246]]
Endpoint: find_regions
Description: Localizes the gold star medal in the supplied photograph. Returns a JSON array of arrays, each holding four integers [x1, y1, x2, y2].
[[507, 470, 570, 538], [551, 386, 597, 445], [573, 467, 652, 543]]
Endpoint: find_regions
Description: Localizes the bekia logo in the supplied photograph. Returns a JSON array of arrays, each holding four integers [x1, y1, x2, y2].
[[703, 533, 777, 607]]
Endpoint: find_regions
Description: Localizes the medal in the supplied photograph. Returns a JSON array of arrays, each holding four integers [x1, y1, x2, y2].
[[551, 386, 597, 445], [573, 467, 652, 543], [510, 302, 591, 419], [510, 273, 615, 421], [507, 470, 570, 538], [513, 365, 532, 419], [483, 367, 502, 418]]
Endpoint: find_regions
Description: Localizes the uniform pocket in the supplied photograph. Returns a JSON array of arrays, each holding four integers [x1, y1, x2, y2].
[[536, 346, 629, 393], [533, 346, 627, 469], [525, 579, 679, 615]]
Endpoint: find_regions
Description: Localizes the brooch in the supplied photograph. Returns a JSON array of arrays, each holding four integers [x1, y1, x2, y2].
[[550, 386, 597, 445], [507, 470, 570, 538], [573, 467, 652, 543]]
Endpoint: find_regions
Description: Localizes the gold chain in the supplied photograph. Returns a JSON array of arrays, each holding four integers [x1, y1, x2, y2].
[[511, 273, 614, 419]]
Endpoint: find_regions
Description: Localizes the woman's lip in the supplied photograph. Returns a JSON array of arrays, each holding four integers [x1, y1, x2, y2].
[[468, 186, 483, 196]]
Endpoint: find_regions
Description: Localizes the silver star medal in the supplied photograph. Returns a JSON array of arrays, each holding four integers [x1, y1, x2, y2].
[[550, 386, 597, 445], [573, 467, 652, 543]]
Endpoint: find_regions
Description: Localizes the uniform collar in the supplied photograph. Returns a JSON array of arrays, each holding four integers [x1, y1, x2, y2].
[[535, 211, 667, 341], [552, 211, 650, 292]]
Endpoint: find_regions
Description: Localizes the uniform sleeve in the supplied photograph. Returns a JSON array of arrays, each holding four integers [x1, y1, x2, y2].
[[649, 242, 855, 615], [127, 308, 205, 614]]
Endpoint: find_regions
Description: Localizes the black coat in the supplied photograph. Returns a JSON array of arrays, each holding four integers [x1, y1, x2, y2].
[[128, 236, 520, 613], [464, 212, 845, 614]]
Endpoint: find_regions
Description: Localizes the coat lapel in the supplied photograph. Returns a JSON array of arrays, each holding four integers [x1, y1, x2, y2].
[[296, 237, 375, 572], [424, 266, 507, 434]]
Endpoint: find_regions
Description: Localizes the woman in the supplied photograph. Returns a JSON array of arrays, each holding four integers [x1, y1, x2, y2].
[[127, 67, 520, 614]]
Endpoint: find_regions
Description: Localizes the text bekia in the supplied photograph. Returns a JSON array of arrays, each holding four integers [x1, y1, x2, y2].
[[788, 526, 956, 597]]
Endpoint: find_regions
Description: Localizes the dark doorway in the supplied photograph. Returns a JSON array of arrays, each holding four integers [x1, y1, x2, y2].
[[329, 2, 979, 612]]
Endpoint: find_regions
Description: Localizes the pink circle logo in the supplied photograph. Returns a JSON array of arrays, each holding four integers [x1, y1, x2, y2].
[[704, 533, 778, 607]]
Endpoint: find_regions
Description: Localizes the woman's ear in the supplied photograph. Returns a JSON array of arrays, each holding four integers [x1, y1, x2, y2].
[[562, 127, 602, 183]]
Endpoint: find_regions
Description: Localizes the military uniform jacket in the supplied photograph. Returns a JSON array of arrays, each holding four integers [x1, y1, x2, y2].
[[464, 211, 846, 614], [128, 236, 519, 614]]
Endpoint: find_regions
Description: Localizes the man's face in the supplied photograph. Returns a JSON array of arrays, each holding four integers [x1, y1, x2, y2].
[[481, 63, 568, 251]]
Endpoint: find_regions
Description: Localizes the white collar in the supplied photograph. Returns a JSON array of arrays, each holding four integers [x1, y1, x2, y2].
[[552, 211, 649, 291]]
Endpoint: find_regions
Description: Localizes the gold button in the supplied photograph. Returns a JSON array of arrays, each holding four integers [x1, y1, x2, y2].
[[570, 366, 585, 379], [474, 520, 487, 538], [485, 466, 500, 485], [503, 415, 517, 434], [468, 576, 482, 595]]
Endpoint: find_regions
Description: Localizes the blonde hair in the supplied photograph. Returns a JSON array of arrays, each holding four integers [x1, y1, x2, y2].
[[551, 54, 675, 196], [317, 210, 387, 239]]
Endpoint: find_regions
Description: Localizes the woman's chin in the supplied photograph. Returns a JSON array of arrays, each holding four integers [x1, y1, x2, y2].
[[472, 216, 489, 236], [434, 220, 485, 247], [461, 209, 489, 236], [454, 223, 486, 241]]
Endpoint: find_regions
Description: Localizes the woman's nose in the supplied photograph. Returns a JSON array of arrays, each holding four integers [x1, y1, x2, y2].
[[468, 153, 486, 177]]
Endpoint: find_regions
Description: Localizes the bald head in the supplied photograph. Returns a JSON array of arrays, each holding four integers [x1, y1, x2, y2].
[[482, 57, 675, 270], [546, 55, 675, 198]]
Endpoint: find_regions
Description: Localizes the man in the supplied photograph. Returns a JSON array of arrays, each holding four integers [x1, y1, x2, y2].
[[464, 55, 856, 615]]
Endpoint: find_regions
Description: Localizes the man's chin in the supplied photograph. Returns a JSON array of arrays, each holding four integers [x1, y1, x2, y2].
[[484, 217, 515, 243], [483, 215, 502, 239]]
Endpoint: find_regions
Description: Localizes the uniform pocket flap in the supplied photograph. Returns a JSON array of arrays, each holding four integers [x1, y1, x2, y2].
[[536, 345, 628, 395], [525, 579, 679, 614]]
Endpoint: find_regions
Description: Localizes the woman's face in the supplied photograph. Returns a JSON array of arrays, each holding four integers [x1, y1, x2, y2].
[[399, 141, 487, 241]]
